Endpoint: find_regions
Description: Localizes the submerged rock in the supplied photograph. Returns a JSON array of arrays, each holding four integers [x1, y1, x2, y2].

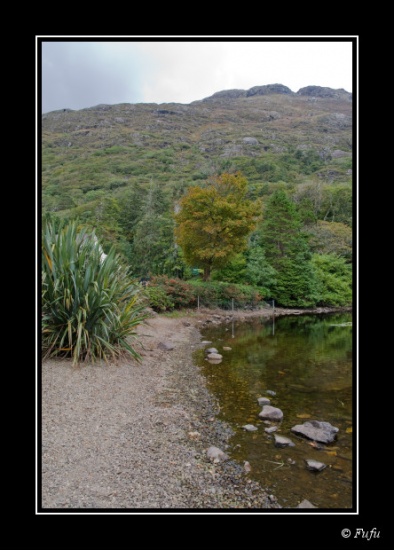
[[305, 459, 327, 472], [266, 390, 276, 396], [264, 426, 278, 434], [243, 424, 258, 432], [259, 405, 283, 421], [257, 397, 271, 406], [207, 353, 223, 361], [274, 435, 295, 448], [291, 420, 339, 443]]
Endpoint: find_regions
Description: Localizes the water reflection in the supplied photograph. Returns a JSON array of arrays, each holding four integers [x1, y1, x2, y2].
[[195, 313, 353, 509]]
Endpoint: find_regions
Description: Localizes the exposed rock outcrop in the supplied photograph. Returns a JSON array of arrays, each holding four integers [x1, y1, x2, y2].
[[246, 84, 293, 96], [297, 85, 351, 99]]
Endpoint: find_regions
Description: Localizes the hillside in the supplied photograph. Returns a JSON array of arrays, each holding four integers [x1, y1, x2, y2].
[[41, 83, 353, 289], [42, 83, 352, 208]]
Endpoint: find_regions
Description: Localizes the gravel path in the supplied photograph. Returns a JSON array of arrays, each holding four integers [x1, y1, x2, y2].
[[41, 310, 284, 510]]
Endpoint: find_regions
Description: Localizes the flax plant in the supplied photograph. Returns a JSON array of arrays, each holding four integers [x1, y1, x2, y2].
[[42, 220, 147, 365]]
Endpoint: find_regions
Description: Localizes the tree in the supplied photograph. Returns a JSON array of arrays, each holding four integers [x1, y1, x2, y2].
[[311, 253, 352, 306], [132, 213, 175, 277], [305, 220, 352, 262], [321, 184, 352, 226], [174, 172, 261, 280], [118, 181, 175, 277], [244, 242, 277, 294], [261, 189, 320, 307], [118, 183, 146, 242], [211, 253, 247, 283]]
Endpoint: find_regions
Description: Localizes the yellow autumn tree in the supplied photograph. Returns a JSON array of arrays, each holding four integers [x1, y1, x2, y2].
[[174, 172, 261, 280]]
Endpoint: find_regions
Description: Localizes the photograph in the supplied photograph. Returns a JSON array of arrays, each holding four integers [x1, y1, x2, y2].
[[36, 33, 391, 547]]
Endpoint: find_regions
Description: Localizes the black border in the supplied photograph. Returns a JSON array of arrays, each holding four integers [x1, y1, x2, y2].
[[35, 34, 393, 548]]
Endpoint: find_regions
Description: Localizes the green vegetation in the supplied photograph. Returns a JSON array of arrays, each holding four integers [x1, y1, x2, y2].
[[145, 276, 264, 312], [42, 89, 353, 310], [311, 254, 352, 306], [42, 220, 147, 364], [259, 190, 320, 307]]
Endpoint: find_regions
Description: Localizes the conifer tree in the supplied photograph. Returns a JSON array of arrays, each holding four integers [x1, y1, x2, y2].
[[261, 189, 320, 306]]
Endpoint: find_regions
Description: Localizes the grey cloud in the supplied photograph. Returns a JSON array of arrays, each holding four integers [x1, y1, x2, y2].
[[42, 42, 144, 113]]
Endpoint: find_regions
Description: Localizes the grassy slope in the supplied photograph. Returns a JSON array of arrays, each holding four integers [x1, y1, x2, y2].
[[41, 90, 352, 219]]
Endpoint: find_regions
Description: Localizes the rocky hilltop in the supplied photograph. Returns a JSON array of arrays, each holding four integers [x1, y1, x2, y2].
[[201, 83, 351, 101]]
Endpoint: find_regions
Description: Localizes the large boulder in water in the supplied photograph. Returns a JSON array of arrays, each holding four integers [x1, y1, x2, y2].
[[291, 420, 338, 443]]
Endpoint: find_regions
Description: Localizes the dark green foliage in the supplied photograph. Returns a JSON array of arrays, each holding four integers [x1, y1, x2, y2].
[[211, 253, 247, 284], [117, 183, 146, 241], [312, 254, 352, 306], [131, 214, 175, 277], [261, 190, 320, 307], [244, 243, 277, 294], [42, 220, 147, 364], [270, 256, 321, 307], [261, 189, 306, 263], [118, 181, 175, 277], [211, 244, 278, 297], [294, 149, 324, 174]]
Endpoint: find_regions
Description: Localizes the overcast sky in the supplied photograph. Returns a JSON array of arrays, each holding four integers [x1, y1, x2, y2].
[[40, 38, 354, 114]]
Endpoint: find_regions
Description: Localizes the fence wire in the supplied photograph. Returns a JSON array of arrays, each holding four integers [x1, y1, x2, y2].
[[195, 296, 274, 311]]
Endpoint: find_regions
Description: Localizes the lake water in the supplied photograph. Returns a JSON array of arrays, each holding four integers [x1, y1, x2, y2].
[[195, 312, 354, 509]]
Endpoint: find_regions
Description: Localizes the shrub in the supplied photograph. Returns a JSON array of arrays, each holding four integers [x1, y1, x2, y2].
[[149, 276, 197, 309], [191, 281, 263, 309], [144, 286, 174, 312], [42, 220, 147, 365], [145, 276, 264, 311], [188, 280, 221, 307]]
